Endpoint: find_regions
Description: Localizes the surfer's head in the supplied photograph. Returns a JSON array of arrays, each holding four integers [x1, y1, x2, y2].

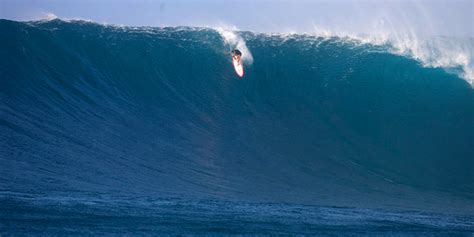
[[232, 49, 242, 61], [232, 49, 242, 56]]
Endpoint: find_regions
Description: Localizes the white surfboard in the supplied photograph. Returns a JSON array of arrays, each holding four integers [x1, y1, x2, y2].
[[233, 57, 244, 78]]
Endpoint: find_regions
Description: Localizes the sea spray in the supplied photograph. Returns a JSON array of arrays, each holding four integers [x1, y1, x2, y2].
[[216, 27, 254, 65]]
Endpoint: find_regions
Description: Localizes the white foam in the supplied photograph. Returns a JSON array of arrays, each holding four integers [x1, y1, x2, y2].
[[44, 12, 58, 21], [379, 36, 472, 85], [304, 24, 474, 85], [394, 37, 474, 85], [216, 27, 254, 65], [38, 13, 96, 24], [35, 12, 58, 21]]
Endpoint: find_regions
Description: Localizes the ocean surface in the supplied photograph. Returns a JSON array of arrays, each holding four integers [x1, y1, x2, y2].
[[1, 19, 473, 235]]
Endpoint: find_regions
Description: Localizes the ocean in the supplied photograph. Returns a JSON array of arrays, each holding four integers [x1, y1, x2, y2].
[[1, 19, 473, 235]]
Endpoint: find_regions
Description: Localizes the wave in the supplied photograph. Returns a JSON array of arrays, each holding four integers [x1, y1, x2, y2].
[[0, 19, 473, 219]]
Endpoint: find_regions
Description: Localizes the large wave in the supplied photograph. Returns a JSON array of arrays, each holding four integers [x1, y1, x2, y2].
[[1, 19, 473, 221]]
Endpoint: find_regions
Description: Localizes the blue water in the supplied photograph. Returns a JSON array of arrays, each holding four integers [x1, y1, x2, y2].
[[0, 19, 473, 235]]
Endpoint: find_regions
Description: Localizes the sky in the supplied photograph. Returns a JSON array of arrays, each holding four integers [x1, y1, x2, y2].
[[0, 0, 473, 37]]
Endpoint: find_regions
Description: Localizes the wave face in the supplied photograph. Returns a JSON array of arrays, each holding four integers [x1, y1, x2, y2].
[[1, 19, 473, 234]]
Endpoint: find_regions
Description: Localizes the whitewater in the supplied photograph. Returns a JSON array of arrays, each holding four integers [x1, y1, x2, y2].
[[0, 19, 473, 235]]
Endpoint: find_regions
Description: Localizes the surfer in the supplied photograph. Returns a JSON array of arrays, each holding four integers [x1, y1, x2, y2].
[[231, 49, 242, 64], [231, 49, 244, 77]]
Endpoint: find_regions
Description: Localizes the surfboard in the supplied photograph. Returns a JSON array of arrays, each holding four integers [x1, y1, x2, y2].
[[233, 57, 244, 78]]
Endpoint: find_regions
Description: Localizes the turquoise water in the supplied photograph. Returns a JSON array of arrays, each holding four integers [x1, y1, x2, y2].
[[0, 19, 473, 235]]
